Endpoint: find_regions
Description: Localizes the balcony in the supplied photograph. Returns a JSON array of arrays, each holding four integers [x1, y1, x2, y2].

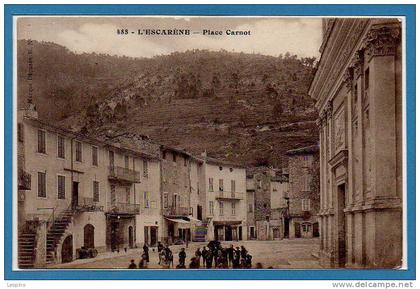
[[215, 191, 243, 201], [164, 206, 190, 216], [108, 166, 140, 183], [107, 202, 140, 215], [18, 169, 31, 190], [76, 197, 104, 212]]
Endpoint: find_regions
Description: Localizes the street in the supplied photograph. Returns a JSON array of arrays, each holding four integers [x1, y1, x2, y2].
[[48, 238, 321, 269]]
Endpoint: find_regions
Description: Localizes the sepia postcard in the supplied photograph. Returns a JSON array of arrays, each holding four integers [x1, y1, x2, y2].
[[3, 4, 416, 283]]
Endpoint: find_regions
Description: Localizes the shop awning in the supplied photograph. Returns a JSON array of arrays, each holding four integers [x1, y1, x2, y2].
[[213, 221, 242, 226], [165, 217, 190, 224]]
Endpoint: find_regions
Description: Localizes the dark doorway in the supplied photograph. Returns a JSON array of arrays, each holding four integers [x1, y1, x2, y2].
[[284, 218, 290, 238], [238, 226, 242, 241], [294, 223, 301, 238], [111, 221, 120, 252], [128, 226, 134, 248], [225, 226, 232, 241], [72, 182, 79, 209], [144, 226, 149, 245], [250, 227, 255, 239], [313, 222, 320, 238], [337, 183, 347, 267], [61, 235, 73, 263], [83, 224, 95, 248], [150, 226, 157, 246], [197, 205, 202, 221]]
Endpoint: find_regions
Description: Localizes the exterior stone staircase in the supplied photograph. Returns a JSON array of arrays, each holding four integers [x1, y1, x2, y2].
[[18, 232, 36, 268], [46, 209, 74, 264]]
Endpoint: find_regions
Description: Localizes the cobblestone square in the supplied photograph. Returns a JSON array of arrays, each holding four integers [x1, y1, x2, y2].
[[49, 238, 321, 269]]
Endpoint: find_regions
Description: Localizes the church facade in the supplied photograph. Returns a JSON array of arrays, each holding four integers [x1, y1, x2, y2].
[[309, 18, 403, 268]]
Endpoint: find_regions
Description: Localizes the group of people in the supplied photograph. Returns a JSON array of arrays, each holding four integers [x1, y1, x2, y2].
[[128, 241, 253, 269], [196, 241, 253, 269]]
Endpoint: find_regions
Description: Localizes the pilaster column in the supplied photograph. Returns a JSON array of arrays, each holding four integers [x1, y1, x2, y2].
[[364, 24, 400, 201]]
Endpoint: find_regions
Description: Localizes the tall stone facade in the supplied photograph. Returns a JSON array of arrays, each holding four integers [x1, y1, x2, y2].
[[309, 18, 402, 268], [286, 145, 320, 239]]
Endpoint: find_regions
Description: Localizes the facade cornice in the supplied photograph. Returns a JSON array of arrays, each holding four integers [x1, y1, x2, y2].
[[309, 19, 371, 113]]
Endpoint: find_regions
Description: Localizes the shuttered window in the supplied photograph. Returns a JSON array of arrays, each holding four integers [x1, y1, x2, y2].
[[75, 141, 82, 162], [57, 135, 65, 159], [38, 130, 46, 153], [57, 175, 65, 199], [38, 172, 46, 198]]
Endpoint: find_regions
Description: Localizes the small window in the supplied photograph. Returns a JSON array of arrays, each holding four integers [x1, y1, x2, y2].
[[219, 179, 224, 191], [57, 135, 65, 159], [18, 123, 24, 142], [37, 130, 46, 154], [162, 151, 166, 159], [190, 207, 193, 215], [92, 146, 98, 166], [231, 180, 236, 193], [302, 199, 311, 211], [248, 203, 253, 213], [125, 155, 129, 169], [57, 175, 65, 199], [209, 201, 214, 215], [219, 201, 224, 216], [231, 203, 236, 215], [143, 160, 148, 178], [38, 172, 46, 198], [75, 141, 82, 162], [163, 193, 168, 208], [209, 178, 214, 192], [93, 181, 99, 202], [109, 150, 115, 167]]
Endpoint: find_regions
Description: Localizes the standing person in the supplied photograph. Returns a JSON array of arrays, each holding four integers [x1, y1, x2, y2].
[[165, 245, 173, 268], [178, 248, 187, 268], [227, 245, 234, 267], [240, 245, 248, 259], [201, 247, 208, 267], [195, 248, 202, 266], [233, 247, 241, 268], [139, 253, 148, 269], [205, 249, 214, 268], [143, 243, 150, 263], [128, 259, 137, 269], [157, 242, 164, 265]]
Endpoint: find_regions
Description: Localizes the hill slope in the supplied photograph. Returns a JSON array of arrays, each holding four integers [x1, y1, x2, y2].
[[18, 40, 318, 167]]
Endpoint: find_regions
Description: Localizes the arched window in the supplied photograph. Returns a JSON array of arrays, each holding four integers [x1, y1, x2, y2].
[[84, 224, 95, 248]]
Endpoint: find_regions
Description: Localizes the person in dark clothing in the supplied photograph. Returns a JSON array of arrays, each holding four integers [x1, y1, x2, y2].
[[178, 248, 187, 267], [165, 245, 174, 267], [143, 243, 150, 263], [245, 254, 253, 268], [157, 242, 164, 253], [201, 247, 208, 267], [205, 250, 214, 268], [195, 248, 202, 266], [128, 259, 137, 269], [233, 247, 241, 268], [240, 246, 248, 259], [189, 257, 200, 269], [227, 245, 234, 267]]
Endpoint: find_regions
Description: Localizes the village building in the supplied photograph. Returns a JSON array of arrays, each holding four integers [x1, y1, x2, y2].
[[17, 105, 161, 268], [160, 146, 202, 244], [245, 176, 256, 240], [269, 171, 290, 240], [309, 18, 402, 268], [285, 145, 320, 240], [198, 154, 247, 241]]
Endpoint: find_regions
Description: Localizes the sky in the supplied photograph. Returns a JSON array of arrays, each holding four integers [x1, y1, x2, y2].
[[17, 17, 322, 58]]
